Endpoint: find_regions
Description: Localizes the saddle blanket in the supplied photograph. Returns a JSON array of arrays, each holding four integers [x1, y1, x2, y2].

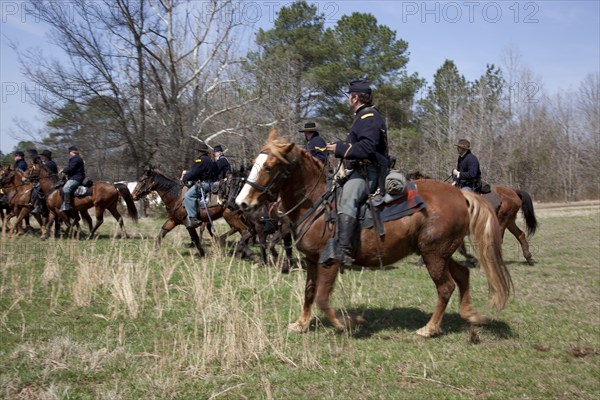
[[360, 181, 426, 230]]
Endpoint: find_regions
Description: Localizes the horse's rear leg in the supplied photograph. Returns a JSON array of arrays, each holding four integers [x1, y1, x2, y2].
[[506, 219, 534, 264], [106, 205, 127, 238], [418, 254, 456, 337], [448, 259, 487, 326], [458, 243, 478, 267]]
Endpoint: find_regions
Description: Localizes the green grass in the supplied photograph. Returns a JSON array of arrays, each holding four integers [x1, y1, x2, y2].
[[1, 211, 598, 399]]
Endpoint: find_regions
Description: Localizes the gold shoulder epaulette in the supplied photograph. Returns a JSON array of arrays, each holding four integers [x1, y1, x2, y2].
[[195, 159, 202, 163], [361, 113, 374, 119]]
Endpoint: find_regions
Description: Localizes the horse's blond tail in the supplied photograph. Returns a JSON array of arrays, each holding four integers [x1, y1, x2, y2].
[[462, 190, 513, 310]]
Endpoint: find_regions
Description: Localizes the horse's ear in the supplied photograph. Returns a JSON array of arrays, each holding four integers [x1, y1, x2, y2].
[[267, 128, 278, 143]]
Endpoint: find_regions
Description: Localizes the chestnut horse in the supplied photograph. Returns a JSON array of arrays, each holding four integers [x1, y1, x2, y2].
[[492, 185, 537, 265], [408, 172, 538, 265], [131, 167, 243, 257], [27, 163, 138, 240], [0, 166, 45, 235], [236, 130, 512, 337]]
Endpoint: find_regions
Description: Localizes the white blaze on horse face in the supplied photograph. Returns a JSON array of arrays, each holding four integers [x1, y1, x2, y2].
[[235, 153, 268, 207]]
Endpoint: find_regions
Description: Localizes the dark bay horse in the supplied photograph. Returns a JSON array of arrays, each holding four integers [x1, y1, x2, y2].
[[0, 166, 45, 236], [236, 130, 512, 337], [220, 170, 294, 270], [131, 167, 241, 256], [408, 172, 538, 265], [28, 163, 138, 240]]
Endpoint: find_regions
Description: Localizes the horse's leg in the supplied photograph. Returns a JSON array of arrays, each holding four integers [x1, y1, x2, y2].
[[448, 259, 487, 325], [155, 220, 177, 250], [79, 209, 93, 233], [32, 213, 46, 238], [106, 205, 127, 239], [187, 227, 205, 257], [458, 242, 478, 267], [281, 231, 294, 273], [506, 219, 534, 265], [41, 211, 57, 241], [88, 206, 105, 238], [417, 254, 456, 337], [288, 258, 321, 333], [12, 208, 29, 236]]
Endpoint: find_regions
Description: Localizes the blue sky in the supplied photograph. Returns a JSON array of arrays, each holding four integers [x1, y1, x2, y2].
[[1, 0, 599, 154]]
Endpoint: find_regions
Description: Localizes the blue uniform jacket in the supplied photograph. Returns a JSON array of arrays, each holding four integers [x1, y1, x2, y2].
[[216, 156, 231, 178], [44, 160, 59, 174], [334, 105, 387, 162], [183, 154, 216, 183], [455, 151, 481, 186], [306, 134, 327, 164], [14, 159, 28, 171], [62, 154, 86, 181]]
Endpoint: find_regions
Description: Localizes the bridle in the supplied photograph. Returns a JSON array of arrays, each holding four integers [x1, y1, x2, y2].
[[244, 151, 298, 203]]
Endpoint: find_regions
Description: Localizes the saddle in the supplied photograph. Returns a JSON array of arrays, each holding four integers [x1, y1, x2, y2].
[[321, 172, 426, 236], [359, 180, 426, 234], [62, 178, 94, 197]]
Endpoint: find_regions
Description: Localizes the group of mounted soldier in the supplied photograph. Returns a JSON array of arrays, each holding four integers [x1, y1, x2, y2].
[[2, 78, 491, 269]]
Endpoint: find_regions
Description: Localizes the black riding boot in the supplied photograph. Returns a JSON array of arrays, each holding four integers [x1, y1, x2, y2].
[[61, 192, 72, 212], [337, 214, 357, 266], [318, 214, 358, 267]]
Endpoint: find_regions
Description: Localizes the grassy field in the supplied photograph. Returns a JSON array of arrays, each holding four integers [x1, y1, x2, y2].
[[1, 206, 598, 399]]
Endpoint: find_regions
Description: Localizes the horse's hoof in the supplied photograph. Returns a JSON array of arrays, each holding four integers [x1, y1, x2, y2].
[[526, 258, 535, 265], [466, 313, 488, 326], [416, 326, 441, 338], [288, 322, 308, 333]]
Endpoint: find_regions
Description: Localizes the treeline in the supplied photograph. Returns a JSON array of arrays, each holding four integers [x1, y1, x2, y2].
[[3, 1, 598, 201]]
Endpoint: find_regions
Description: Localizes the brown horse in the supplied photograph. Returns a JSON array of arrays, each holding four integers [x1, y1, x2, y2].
[[131, 167, 241, 256], [236, 130, 512, 337], [219, 169, 294, 270], [0, 166, 45, 236], [492, 185, 537, 265], [408, 172, 538, 265], [27, 163, 138, 240]]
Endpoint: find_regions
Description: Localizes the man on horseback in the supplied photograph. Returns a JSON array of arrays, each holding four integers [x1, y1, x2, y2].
[[452, 139, 481, 192], [324, 79, 389, 267], [60, 146, 85, 212], [182, 142, 217, 228], [31, 150, 58, 215], [213, 145, 231, 179], [40, 150, 58, 174], [13, 151, 27, 171], [299, 122, 327, 164]]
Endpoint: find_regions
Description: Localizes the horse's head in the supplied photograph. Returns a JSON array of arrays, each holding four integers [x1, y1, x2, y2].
[[235, 129, 296, 211], [0, 165, 15, 187], [131, 167, 157, 201]]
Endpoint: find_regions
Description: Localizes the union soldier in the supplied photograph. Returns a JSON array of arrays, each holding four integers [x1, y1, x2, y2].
[[299, 122, 327, 164], [40, 149, 58, 174], [32, 150, 58, 215], [213, 145, 231, 179], [452, 139, 481, 192], [60, 146, 85, 212], [181, 142, 217, 228], [13, 151, 27, 171], [324, 79, 388, 266]]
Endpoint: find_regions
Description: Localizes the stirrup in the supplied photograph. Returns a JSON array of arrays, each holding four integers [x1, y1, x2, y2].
[[185, 216, 201, 228]]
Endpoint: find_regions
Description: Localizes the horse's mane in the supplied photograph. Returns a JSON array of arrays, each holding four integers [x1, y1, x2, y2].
[[149, 168, 183, 197], [37, 163, 61, 184], [263, 132, 326, 182]]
